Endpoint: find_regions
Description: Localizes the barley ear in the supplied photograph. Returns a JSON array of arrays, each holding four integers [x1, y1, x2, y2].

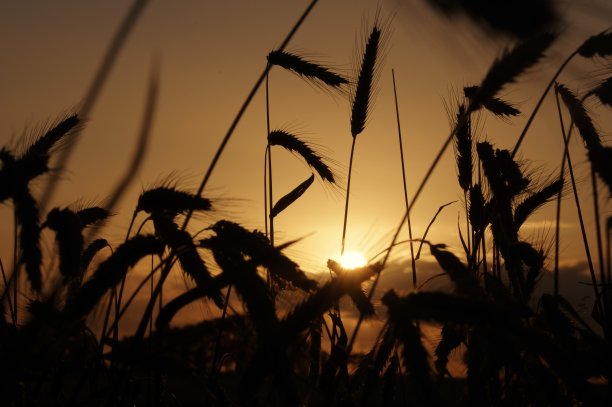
[[556, 83, 602, 151], [590, 76, 612, 107], [64, 235, 163, 319], [468, 31, 557, 113], [577, 29, 612, 58], [454, 104, 473, 191], [350, 17, 386, 138], [137, 186, 212, 217], [22, 114, 80, 163], [267, 50, 348, 88], [268, 130, 336, 184], [464, 86, 520, 117], [514, 178, 564, 228]]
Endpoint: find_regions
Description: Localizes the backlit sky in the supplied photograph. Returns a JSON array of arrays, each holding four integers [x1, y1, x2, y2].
[[1, 0, 611, 336]]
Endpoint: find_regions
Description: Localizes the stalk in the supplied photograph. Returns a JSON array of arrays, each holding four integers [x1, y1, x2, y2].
[[13, 213, 18, 326], [511, 51, 578, 158], [553, 85, 604, 315], [0, 257, 16, 325], [558, 131, 601, 315], [263, 148, 269, 237], [341, 138, 357, 256], [392, 69, 417, 288], [209, 285, 233, 385], [266, 74, 274, 247], [591, 166, 607, 305], [552, 88, 568, 298]]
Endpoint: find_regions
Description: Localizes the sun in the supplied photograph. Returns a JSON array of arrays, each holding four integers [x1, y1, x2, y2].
[[338, 250, 367, 270]]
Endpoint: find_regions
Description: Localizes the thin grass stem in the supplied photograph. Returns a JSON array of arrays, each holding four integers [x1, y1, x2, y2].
[[266, 74, 274, 247], [591, 165, 607, 304], [347, 125, 459, 355], [209, 285, 233, 385], [392, 70, 417, 288], [554, 95, 603, 318], [341, 138, 357, 256], [0, 257, 16, 325], [511, 51, 578, 158], [13, 212, 18, 326], [264, 147, 269, 237], [552, 86, 568, 298]]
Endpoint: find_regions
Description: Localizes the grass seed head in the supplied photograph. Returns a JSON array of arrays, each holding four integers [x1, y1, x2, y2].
[[556, 83, 603, 151], [351, 24, 381, 138], [137, 186, 212, 216], [268, 130, 337, 184], [578, 30, 612, 58], [469, 31, 557, 113], [267, 49, 348, 88]]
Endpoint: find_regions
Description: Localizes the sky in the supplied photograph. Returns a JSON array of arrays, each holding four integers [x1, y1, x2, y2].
[[1, 0, 611, 340]]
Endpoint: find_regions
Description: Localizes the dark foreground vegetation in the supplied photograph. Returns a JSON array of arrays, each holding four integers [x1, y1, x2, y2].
[[1, 1, 612, 405]]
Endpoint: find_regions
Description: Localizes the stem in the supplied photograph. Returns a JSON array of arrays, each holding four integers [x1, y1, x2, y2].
[[341, 138, 357, 256], [481, 227, 488, 276], [209, 285, 233, 385], [591, 165, 607, 307], [392, 69, 417, 288], [552, 86, 570, 298], [0, 257, 16, 325], [113, 68, 158, 339], [563, 130, 601, 315], [511, 50, 578, 159], [264, 147, 269, 237], [348, 122, 460, 355], [266, 74, 274, 247], [553, 85, 603, 316], [464, 192, 471, 264], [13, 212, 18, 326]]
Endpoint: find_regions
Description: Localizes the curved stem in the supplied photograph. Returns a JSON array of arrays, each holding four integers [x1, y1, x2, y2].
[[511, 50, 578, 159]]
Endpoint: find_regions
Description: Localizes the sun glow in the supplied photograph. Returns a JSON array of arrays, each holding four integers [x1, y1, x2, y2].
[[338, 250, 367, 270]]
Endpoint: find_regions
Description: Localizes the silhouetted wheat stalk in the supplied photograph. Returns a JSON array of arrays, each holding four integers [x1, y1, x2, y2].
[[554, 83, 610, 333], [391, 69, 418, 289], [342, 16, 384, 256]]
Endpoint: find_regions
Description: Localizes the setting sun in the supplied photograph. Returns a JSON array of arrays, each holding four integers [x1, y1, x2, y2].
[[338, 250, 368, 269]]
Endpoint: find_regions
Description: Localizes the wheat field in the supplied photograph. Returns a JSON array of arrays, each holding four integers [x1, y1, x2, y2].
[[1, 1, 611, 405]]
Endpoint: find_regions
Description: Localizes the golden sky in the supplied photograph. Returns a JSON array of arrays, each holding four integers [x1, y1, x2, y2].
[[1, 0, 611, 333]]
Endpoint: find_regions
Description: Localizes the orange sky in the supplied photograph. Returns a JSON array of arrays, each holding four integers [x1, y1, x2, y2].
[[1, 0, 611, 334]]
